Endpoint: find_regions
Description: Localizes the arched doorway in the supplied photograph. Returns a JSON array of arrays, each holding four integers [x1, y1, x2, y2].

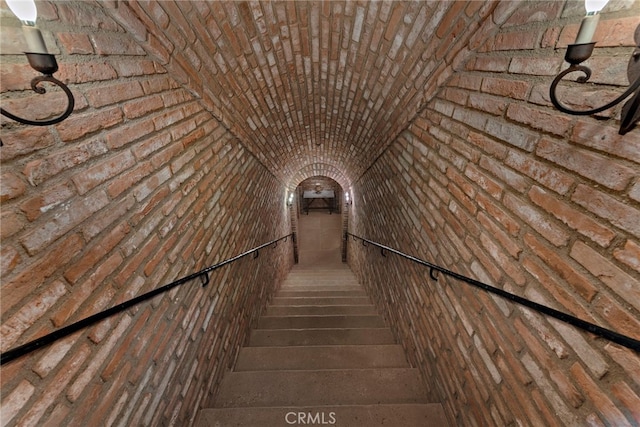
[[294, 176, 346, 268]]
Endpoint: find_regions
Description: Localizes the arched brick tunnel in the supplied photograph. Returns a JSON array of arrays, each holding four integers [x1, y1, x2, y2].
[[1, 1, 639, 426]]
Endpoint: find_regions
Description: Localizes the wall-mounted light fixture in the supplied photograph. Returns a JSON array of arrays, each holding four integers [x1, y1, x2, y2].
[[345, 192, 352, 206], [287, 192, 294, 207], [1, 0, 75, 126], [550, 0, 639, 135]]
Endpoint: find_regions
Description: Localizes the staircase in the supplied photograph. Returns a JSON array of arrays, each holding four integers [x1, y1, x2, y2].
[[195, 266, 448, 426]]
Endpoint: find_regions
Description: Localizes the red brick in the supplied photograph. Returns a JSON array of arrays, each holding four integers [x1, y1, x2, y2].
[[16, 344, 90, 426], [22, 139, 107, 187], [108, 1, 148, 42], [522, 256, 595, 322], [475, 192, 520, 236], [490, 30, 539, 51], [523, 233, 598, 302], [58, 62, 118, 84], [52, 253, 123, 328], [72, 150, 136, 195], [468, 56, 510, 72], [107, 161, 155, 199], [0, 380, 35, 426], [435, 1, 466, 39], [467, 92, 508, 116], [502, 2, 563, 26], [20, 182, 75, 222], [1, 244, 21, 277], [32, 331, 82, 379], [480, 77, 531, 100], [56, 107, 124, 142], [123, 95, 164, 119], [57, 32, 94, 54], [65, 222, 130, 284], [572, 185, 640, 238], [508, 56, 562, 76], [506, 103, 571, 136], [593, 16, 639, 47], [479, 156, 529, 193], [90, 32, 146, 56], [592, 293, 640, 342], [613, 240, 640, 273], [1, 280, 66, 351], [67, 315, 132, 402], [571, 241, 640, 312], [504, 150, 574, 195], [611, 381, 640, 424], [570, 363, 629, 425], [0, 127, 56, 160], [537, 138, 636, 191], [20, 190, 110, 255], [85, 81, 145, 108], [571, 120, 640, 164], [528, 186, 615, 248], [0, 172, 26, 202]]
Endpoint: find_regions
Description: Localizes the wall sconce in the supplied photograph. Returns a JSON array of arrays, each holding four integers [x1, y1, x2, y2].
[[550, 0, 639, 135], [1, 0, 75, 126], [345, 192, 352, 206], [287, 192, 294, 207]]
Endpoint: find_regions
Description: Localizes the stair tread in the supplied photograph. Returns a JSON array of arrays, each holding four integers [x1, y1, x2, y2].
[[195, 403, 448, 427], [271, 297, 371, 305], [257, 314, 386, 329], [248, 328, 396, 346], [214, 368, 429, 408], [235, 344, 409, 371], [266, 305, 377, 316]]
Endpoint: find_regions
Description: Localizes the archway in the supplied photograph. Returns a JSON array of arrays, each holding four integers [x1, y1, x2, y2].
[[294, 176, 347, 268]]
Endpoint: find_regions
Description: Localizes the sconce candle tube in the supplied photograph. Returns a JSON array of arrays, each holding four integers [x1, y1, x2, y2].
[[574, 13, 600, 44], [6, 0, 47, 53], [22, 25, 48, 54]]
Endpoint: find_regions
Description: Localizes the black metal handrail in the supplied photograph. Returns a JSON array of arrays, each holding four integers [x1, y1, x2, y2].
[[347, 232, 640, 353], [1, 233, 294, 365]]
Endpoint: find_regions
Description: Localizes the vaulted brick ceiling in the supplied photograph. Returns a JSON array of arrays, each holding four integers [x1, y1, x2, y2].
[[117, 1, 493, 187]]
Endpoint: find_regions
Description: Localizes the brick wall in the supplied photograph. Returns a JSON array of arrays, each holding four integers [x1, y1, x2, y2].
[[1, 2, 293, 426], [349, 1, 640, 426]]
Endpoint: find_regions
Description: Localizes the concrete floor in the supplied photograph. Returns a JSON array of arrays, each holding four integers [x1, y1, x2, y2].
[[296, 210, 343, 269]]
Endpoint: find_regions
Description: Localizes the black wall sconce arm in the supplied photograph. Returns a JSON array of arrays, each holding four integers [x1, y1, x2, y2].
[[550, 24, 640, 135], [1, 52, 75, 126]]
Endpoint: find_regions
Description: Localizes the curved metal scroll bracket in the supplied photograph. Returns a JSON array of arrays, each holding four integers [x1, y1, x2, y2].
[[253, 250, 259, 259], [429, 268, 438, 282], [381, 248, 387, 257], [1, 74, 75, 127], [549, 29, 640, 135]]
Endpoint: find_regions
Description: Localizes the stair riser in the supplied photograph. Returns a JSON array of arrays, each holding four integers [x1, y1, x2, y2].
[[235, 345, 409, 371], [258, 315, 386, 329], [214, 369, 428, 408], [270, 297, 371, 306], [276, 290, 366, 297], [196, 404, 449, 427], [248, 328, 397, 346], [266, 305, 377, 316]]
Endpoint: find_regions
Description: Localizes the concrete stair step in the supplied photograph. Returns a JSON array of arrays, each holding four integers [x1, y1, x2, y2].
[[213, 368, 428, 408], [280, 286, 363, 292], [276, 289, 367, 297], [195, 403, 449, 427], [257, 315, 386, 329], [235, 345, 409, 371], [266, 305, 376, 316], [270, 296, 371, 306], [248, 328, 396, 346]]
